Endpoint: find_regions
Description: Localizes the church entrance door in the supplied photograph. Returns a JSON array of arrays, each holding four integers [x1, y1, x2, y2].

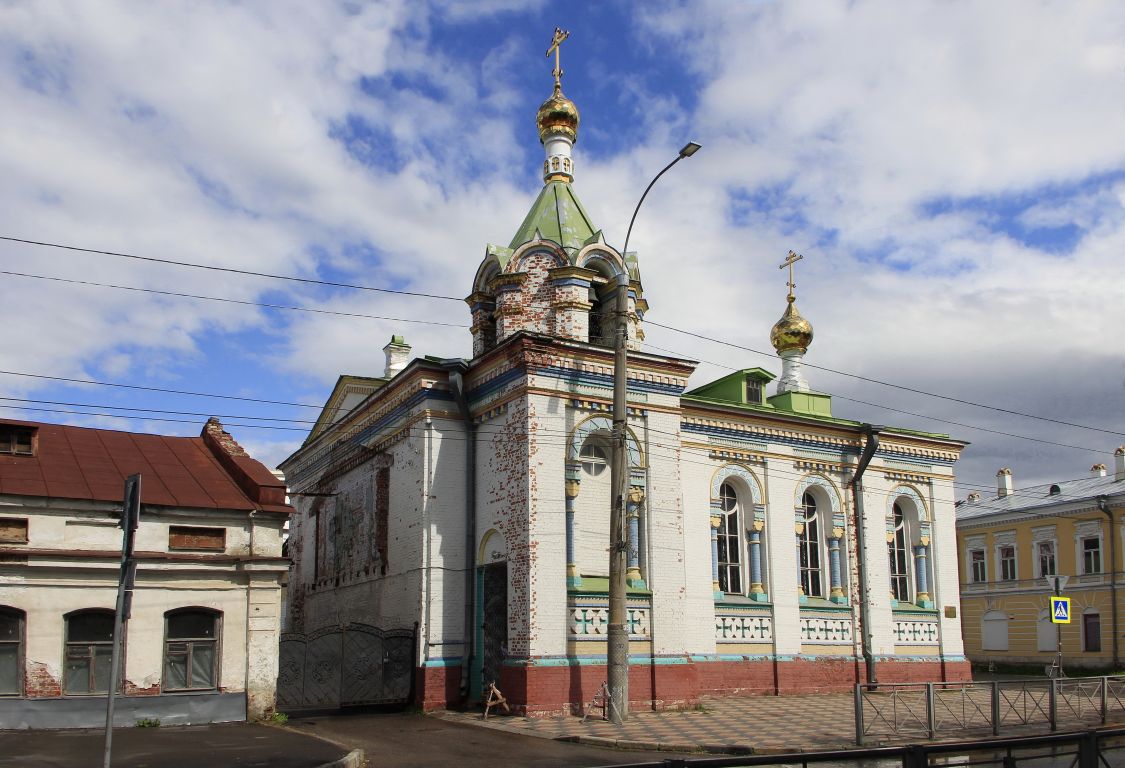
[[480, 562, 508, 691]]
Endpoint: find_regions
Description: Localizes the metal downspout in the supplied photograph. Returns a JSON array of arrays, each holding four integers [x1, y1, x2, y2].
[[446, 363, 477, 698], [850, 424, 882, 686], [1098, 496, 1119, 670]]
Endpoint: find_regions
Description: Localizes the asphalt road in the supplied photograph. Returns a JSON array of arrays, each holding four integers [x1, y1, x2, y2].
[[0, 722, 346, 767], [290, 710, 697, 768]]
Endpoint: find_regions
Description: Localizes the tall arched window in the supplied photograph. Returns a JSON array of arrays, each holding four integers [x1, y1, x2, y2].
[[798, 492, 822, 598], [889, 502, 911, 602], [64, 609, 114, 694], [0, 607, 24, 696], [164, 609, 220, 691], [716, 482, 742, 594]]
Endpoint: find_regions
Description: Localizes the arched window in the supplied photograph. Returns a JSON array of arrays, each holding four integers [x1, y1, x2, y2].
[[889, 502, 911, 602], [798, 492, 822, 598], [164, 609, 220, 691], [716, 482, 742, 594], [587, 284, 614, 348], [579, 440, 608, 477], [0, 607, 24, 696], [64, 609, 114, 694]]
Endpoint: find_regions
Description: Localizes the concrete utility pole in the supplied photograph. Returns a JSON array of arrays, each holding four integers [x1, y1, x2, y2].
[[608, 141, 700, 724]]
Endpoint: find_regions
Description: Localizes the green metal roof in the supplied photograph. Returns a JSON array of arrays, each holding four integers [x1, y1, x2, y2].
[[509, 181, 600, 255]]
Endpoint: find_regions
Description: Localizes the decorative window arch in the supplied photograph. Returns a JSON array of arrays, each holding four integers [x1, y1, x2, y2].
[[164, 607, 221, 691], [64, 609, 115, 694], [886, 485, 931, 606], [794, 475, 845, 602], [0, 606, 24, 696], [567, 416, 644, 475], [708, 464, 767, 598]]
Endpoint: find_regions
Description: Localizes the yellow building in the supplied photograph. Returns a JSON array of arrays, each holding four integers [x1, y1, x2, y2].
[[956, 449, 1125, 672]]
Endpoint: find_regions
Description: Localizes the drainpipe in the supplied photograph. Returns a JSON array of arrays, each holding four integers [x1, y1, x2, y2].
[[849, 424, 883, 686], [445, 361, 477, 699], [1097, 496, 1119, 670]]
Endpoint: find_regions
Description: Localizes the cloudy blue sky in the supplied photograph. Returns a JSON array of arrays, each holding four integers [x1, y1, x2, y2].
[[1, 1, 1123, 497]]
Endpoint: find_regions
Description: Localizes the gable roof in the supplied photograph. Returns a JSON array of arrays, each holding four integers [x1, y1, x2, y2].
[[0, 418, 290, 513], [957, 473, 1125, 523]]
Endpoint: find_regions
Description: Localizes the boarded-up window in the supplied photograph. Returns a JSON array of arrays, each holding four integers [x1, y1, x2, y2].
[[375, 467, 389, 575], [982, 610, 1009, 651], [168, 526, 225, 551], [0, 519, 28, 544]]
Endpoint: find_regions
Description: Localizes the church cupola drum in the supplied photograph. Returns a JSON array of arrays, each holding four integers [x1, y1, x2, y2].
[[466, 28, 646, 358]]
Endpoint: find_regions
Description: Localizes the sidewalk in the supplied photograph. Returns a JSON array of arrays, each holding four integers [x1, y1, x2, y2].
[[438, 693, 862, 754]]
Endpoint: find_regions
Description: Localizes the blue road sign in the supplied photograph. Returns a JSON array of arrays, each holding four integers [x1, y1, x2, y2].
[[1051, 596, 1071, 624]]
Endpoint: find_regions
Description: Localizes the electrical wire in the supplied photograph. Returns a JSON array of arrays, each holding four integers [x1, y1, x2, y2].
[[0, 270, 467, 327], [0, 235, 462, 301], [4, 234, 1122, 440]]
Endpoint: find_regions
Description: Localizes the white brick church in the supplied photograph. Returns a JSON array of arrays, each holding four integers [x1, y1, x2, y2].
[[279, 48, 969, 715]]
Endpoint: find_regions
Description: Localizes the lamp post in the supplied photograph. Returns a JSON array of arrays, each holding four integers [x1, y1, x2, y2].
[[607, 141, 701, 724]]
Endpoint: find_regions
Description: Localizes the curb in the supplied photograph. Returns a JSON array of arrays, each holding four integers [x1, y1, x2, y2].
[[315, 748, 365, 768], [556, 734, 754, 755]]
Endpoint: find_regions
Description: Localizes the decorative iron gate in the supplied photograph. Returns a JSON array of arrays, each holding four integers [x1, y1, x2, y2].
[[276, 623, 415, 711]]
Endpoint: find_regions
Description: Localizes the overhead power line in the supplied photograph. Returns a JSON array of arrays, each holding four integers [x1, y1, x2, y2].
[[0, 270, 466, 327], [0, 235, 462, 302], [0, 370, 324, 409], [4, 233, 1123, 439]]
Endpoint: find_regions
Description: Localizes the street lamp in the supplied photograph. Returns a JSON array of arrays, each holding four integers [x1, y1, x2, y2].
[[607, 141, 701, 724]]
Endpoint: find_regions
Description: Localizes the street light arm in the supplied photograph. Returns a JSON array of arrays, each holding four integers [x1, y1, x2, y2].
[[620, 154, 685, 272]]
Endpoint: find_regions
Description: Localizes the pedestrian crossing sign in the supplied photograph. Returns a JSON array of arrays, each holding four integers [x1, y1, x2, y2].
[[1051, 596, 1071, 624]]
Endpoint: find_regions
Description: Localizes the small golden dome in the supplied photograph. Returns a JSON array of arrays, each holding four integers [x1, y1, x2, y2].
[[770, 296, 814, 353], [537, 85, 580, 144]]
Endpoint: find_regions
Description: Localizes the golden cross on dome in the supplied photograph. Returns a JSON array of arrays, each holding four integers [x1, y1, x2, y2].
[[545, 27, 570, 91], [779, 249, 804, 299]]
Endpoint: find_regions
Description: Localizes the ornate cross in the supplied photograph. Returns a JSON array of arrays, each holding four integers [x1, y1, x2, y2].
[[545, 27, 570, 91], [779, 249, 804, 299]]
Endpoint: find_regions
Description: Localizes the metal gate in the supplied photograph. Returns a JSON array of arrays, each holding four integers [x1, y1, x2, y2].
[[276, 623, 415, 711]]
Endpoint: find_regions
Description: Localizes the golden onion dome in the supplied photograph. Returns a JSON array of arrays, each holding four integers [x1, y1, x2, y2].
[[770, 296, 814, 354], [536, 85, 580, 144]]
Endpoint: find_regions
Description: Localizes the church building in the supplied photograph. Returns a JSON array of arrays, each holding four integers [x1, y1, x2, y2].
[[279, 42, 970, 715]]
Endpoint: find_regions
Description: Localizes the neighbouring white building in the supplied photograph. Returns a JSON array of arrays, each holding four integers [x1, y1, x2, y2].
[[0, 417, 291, 728], [279, 50, 970, 715]]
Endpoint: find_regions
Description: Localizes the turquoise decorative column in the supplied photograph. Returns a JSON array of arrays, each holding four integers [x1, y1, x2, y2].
[[626, 487, 646, 588], [710, 514, 722, 599], [828, 528, 847, 604], [565, 468, 581, 587], [748, 522, 767, 601], [914, 539, 933, 608]]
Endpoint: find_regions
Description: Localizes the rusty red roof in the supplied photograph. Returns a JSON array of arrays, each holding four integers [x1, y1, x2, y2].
[[0, 418, 290, 513]]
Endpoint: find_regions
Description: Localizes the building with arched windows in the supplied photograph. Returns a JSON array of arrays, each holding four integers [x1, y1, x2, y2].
[[279, 57, 970, 715]]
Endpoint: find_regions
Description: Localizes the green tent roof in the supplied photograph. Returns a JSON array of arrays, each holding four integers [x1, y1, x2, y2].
[[509, 181, 600, 254]]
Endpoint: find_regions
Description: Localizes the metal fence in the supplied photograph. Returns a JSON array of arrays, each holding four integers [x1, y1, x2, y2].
[[856, 676, 1125, 745], [599, 727, 1125, 768]]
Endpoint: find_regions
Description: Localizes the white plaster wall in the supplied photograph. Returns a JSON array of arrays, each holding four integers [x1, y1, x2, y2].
[[526, 392, 568, 658], [419, 416, 470, 664], [677, 446, 720, 656], [930, 471, 966, 657], [764, 454, 802, 656]]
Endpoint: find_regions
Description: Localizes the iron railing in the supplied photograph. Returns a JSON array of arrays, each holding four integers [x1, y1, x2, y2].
[[598, 727, 1125, 768], [856, 676, 1125, 745]]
